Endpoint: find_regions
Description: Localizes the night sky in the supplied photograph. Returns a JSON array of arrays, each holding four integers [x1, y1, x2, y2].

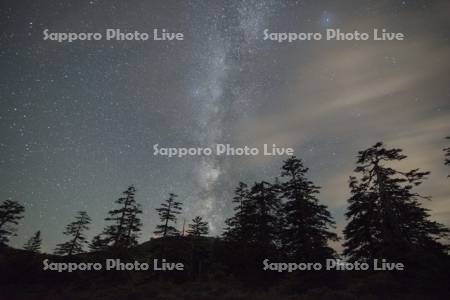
[[1, 0, 449, 252]]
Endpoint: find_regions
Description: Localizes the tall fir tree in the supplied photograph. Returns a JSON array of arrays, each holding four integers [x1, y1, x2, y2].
[[122, 203, 143, 247], [223, 182, 251, 242], [248, 181, 282, 250], [0, 199, 25, 246], [280, 156, 338, 260], [23, 230, 42, 253], [54, 211, 91, 255], [187, 216, 209, 237], [343, 142, 449, 261], [154, 193, 182, 237], [102, 185, 143, 248], [223, 180, 282, 281], [224, 181, 281, 250]]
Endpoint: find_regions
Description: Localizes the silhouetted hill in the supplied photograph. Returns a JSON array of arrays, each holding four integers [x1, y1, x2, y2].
[[1, 238, 450, 300]]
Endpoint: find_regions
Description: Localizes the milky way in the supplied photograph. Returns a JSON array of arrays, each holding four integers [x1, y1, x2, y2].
[[187, 1, 277, 231]]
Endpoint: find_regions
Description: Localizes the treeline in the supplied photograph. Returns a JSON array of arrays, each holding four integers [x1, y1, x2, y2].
[[0, 141, 449, 264], [0, 188, 209, 255]]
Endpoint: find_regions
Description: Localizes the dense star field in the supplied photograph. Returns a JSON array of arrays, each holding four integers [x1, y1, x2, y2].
[[0, 0, 449, 254]]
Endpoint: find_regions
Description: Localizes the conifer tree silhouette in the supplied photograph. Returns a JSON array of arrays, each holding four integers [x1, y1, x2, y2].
[[102, 185, 143, 248], [23, 230, 42, 253], [343, 142, 449, 261], [224, 181, 281, 251], [249, 181, 281, 250], [54, 211, 91, 255], [154, 193, 182, 237], [0, 199, 25, 246], [280, 156, 338, 260], [223, 180, 282, 281], [123, 203, 143, 247], [187, 216, 209, 237], [223, 182, 252, 242]]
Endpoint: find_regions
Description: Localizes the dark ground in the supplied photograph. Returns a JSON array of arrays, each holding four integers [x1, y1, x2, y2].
[[1, 239, 449, 300]]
